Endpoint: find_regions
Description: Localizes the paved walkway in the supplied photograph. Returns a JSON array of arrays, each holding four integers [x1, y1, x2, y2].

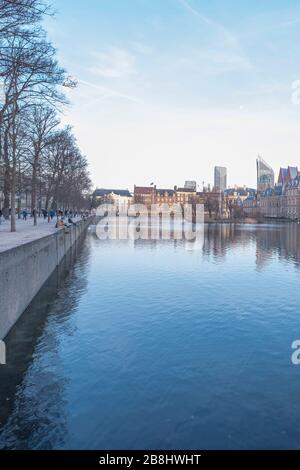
[[0, 217, 81, 253]]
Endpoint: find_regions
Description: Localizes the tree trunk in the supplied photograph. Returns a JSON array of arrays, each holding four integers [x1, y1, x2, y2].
[[3, 128, 10, 219], [10, 170, 16, 232], [3, 165, 10, 219], [31, 157, 38, 226], [10, 101, 17, 233]]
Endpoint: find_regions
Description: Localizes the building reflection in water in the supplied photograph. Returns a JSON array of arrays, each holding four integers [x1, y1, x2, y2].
[[203, 222, 300, 270], [255, 223, 300, 270], [1, 222, 300, 448], [92, 218, 300, 270]]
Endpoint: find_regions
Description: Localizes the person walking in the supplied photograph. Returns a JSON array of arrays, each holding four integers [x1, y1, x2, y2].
[[23, 209, 27, 221]]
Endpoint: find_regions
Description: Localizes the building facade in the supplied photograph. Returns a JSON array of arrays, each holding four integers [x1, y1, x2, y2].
[[285, 176, 300, 219], [94, 189, 133, 211], [256, 166, 300, 220], [176, 187, 197, 205], [258, 187, 284, 218], [242, 196, 258, 217], [156, 189, 176, 207], [134, 186, 156, 208]]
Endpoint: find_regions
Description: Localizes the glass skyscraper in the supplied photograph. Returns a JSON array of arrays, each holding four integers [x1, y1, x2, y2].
[[214, 166, 227, 191], [256, 156, 274, 193]]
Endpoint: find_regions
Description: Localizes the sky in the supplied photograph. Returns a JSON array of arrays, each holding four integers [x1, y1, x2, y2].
[[45, 0, 300, 190]]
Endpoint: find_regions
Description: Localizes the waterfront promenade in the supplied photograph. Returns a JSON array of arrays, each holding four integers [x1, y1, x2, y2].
[[0, 215, 90, 340], [0, 217, 82, 254]]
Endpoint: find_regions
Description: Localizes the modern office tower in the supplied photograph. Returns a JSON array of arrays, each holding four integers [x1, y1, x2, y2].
[[214, 166, 227, 191], [256, 156, 274, 193]]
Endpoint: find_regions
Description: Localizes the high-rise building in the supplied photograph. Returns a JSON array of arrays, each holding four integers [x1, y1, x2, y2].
[[214, 166, 227, 191], [256, 156, 274, 193]]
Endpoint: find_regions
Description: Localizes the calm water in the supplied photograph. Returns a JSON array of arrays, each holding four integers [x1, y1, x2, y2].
[[1, 223, 300, 449]]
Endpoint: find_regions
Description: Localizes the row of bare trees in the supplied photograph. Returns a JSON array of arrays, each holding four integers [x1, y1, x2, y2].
[[0, 0, 91, 231]]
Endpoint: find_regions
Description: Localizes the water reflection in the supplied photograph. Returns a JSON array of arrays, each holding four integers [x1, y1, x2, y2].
[[1, 223, 300, 449], [91, 221, 300, 269], [0, 236, 90, 449]]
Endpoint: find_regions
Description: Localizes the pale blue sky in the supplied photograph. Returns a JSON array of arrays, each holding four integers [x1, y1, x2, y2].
[[45, 0, 300, 189]]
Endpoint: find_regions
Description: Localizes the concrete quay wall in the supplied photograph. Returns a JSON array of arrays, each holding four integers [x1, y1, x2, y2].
[[0, 218, 91, 339]]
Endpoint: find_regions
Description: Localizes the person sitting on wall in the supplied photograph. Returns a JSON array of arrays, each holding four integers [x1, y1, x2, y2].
[[55, 218, 65, 229]]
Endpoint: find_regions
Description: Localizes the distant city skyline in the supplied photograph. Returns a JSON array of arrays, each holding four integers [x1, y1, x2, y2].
[[45, 0, 300, 189]]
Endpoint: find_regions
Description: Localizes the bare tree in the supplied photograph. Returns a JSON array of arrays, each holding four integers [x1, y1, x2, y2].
[[0, 32, 66, 231], [0, 0, 49, 37], [24, 105, 59, 225], [0, 1, 88, 232], [43, 127, 91, 213]]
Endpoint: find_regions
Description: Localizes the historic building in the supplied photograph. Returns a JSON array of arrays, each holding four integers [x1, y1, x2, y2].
[[156, 189, 176, 207], [258, 186, 284, 218], [133, 186, 156, 208], [94, 189, 133, 211], [176, 187, 197, 205], [285, 176, 300, 220], [242, 196, 258, 217], [133, 184, 199, 211], [278, 166, 298, 188], [256, 166, 300, 220], [224, 187, 255, 204]]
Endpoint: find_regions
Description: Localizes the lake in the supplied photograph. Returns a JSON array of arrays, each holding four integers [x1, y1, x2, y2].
[[0, 223, 300, 449]]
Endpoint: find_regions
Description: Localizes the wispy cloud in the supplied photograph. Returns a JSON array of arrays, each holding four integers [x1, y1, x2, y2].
[[178, 0, 252, 73], [78, 79, 141, 104], [178, 0, 238, 47], [88, 47, 136, 78]]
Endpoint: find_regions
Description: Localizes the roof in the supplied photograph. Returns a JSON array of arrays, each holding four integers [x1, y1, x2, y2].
[[274, 185, 283, 195], [224, 187, 255, 197], [243, 196, 256, 203], [260, 185, 283, 196], [288, 166, 298, 180], [278, 166, 298, 185], [261, 187, 274, 197], [176, 187, 196, 193], [286, 175, 300, 189], [156, 189, 175, 196], [94, 189, 132, 197], [278, 167, 288, 184]]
